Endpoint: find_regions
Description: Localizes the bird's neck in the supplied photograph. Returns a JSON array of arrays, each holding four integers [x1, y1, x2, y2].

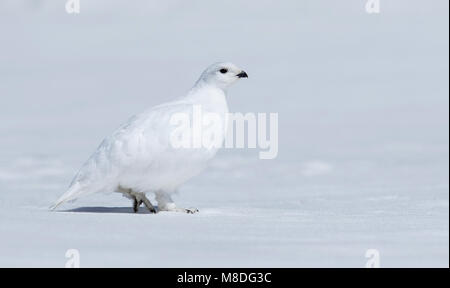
[[186, 83, 228, 113]]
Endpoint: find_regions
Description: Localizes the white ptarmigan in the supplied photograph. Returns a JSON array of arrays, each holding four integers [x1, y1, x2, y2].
[[51, 62, 248, 213]]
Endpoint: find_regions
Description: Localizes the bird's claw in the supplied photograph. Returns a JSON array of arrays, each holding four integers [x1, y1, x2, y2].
[[185, 208, 199, 214]]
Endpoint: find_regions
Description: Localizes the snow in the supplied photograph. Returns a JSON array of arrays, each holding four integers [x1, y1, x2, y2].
[[0, 0, 448, 267]]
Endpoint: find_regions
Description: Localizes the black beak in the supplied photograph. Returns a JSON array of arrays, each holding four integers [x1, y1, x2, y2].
[[236, 71, 248, 78]]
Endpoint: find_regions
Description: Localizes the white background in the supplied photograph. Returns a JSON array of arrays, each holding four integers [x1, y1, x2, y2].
[[0, 0, 448, 267]]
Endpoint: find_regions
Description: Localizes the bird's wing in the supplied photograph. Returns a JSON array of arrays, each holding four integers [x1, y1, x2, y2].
[[51, 100, 194, 209]]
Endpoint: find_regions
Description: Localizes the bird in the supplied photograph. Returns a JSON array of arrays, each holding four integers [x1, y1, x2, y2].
[[51, 62, 248, 214]]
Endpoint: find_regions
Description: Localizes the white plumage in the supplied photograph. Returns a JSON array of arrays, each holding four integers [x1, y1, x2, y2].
[[51, 62, 248, 213]]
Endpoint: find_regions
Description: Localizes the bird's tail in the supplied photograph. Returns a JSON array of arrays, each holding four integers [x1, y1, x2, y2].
[[49, 182, 82, 211], [49, 199, 65, 211]]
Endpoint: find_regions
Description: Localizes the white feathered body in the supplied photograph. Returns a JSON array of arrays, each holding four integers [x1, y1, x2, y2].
[[54, 85, 228, 206]]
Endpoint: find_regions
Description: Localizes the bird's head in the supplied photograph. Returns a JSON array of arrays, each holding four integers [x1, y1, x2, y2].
[[196, 62, 248, 90]]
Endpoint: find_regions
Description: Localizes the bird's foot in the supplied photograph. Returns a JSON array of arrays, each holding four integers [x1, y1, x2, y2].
[[141, 196, 157, 214], [157, 205, 199, 214], [133, 199, 143, 213], [146, 205, 157, 214], [169, 207, 199, 214], [130, 193, 157, 214], [184, 207, 199, 214]]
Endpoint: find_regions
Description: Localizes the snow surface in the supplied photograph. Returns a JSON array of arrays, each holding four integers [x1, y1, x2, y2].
[[0, 0, 448, 267]]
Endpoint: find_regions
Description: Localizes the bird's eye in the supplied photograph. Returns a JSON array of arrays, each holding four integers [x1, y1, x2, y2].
[[219, 68, 228, 74]]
